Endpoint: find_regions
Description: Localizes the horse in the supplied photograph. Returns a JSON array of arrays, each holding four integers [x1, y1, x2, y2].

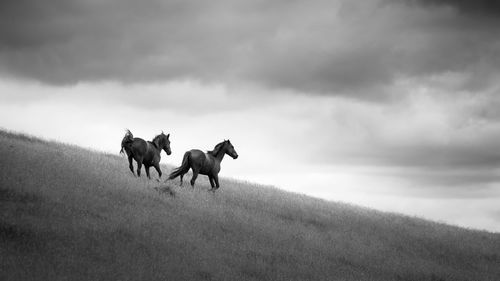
[[120, 129, 171, 180], [168, 140, 238, 191]]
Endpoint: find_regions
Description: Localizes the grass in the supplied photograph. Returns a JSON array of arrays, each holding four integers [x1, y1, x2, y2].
[[0, 129, 499, 281]]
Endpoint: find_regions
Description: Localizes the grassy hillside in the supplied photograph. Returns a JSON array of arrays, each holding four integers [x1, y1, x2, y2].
[[1, 130, 499, 281]]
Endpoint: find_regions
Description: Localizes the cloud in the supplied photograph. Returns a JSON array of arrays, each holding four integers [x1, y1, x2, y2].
[[401, 0, 500, 16], [285, 88, 500, 193], [1, 0, 499, 97]]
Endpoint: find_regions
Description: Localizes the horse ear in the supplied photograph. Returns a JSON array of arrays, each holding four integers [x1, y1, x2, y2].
[[166, 133, 170, 139]]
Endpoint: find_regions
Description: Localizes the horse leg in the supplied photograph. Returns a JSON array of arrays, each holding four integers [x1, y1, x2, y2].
[[145, 165, 151, 179], [136, 158, 143, 177], [180, 174, 184, 186], [153, 163, 162, 180], [190, 169, 199, 188], [128, 155, 135, 176], [208, 176, 216, 190], [213, 174, 220, 189]]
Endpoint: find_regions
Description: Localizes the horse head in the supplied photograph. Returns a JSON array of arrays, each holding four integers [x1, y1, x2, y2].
[[154, 132, 171, 155], [224, 140, 238, 159]]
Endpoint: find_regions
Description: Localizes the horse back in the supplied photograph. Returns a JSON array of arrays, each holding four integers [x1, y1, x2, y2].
[[188, 149, 219, 174], [123, 138, 148, 157], [186, 149, 203, 163]]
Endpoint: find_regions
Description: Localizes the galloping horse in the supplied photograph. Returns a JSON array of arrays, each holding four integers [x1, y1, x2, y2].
[[168, 140, 238, 191], [120, 129, 171, 179]]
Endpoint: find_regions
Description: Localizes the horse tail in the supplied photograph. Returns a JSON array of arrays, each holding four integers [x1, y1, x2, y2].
[[120, 129, 134, 155], [168, 152, 190, 180]]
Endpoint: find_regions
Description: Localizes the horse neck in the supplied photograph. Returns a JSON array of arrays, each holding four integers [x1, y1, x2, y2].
[[150, 140, 162, 153], [213, 147, 226, 162]]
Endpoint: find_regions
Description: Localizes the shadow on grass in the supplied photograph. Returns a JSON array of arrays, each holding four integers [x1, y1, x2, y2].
[[0, 187, 40, 204]]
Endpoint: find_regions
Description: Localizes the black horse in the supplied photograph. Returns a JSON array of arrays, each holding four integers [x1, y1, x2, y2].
[[168, 140, 238, 191], [120, 129, 171, 179]]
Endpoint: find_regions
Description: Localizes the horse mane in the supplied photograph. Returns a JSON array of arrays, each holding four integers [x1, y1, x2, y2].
[[122, 129, 134, 144], [125, 129, 133, 138], [152, 134, 162, 148], [148, 140, 159, 149], [208, 141, 226, 156]]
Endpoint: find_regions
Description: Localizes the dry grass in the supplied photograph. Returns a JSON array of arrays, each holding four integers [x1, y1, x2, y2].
[[1, 129, 499, 281]]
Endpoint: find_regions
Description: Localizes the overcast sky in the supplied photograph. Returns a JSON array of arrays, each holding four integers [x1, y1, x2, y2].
[[1, 0, 500, 232]]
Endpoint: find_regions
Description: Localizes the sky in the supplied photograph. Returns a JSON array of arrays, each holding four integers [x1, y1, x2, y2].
[[1, 0, 500, 232]]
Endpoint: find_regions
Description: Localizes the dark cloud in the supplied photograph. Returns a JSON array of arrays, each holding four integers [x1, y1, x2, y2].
[[1, 0, 500, 97], [365, 136, 500, 169], [402, 169, 500, 191], [319, 139, 500, 172], [0, 0, 224, 83], [401, 0, 500, 16], [293, 90, 500, 190]]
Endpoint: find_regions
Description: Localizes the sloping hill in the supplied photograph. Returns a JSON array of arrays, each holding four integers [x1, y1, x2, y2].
[[1, 130, 499, 281]]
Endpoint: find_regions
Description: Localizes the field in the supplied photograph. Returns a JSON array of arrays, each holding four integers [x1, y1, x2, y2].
[[1, 130, 499, 281]]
